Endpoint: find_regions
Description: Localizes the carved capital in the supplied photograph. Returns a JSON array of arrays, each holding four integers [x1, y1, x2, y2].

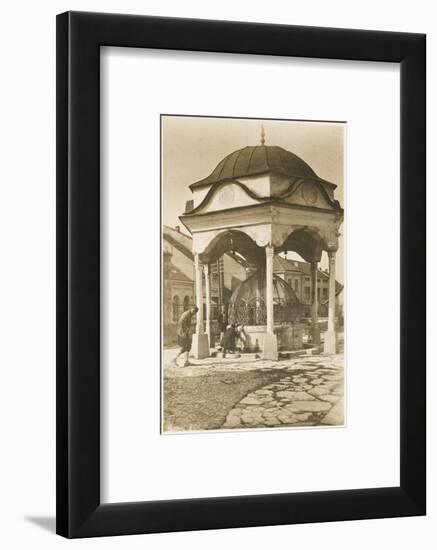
[[265, 244, 274, 258], [327, 250, 337, 263]]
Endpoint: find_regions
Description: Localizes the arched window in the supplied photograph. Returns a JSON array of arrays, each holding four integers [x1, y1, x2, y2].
[[183, 295, 190, 311], [172, 295, 180, 322]]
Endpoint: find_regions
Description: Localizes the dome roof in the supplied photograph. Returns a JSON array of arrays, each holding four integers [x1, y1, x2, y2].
[[230, 268, 301, 306], [228, 269, 303, 325], [190, 145, 330, 190]]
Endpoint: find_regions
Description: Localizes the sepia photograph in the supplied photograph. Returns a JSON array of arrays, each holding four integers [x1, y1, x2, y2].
[[161, 115, 345, 433]]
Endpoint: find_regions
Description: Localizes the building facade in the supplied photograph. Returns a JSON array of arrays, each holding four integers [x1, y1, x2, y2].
[[273, 256, 343, 317]]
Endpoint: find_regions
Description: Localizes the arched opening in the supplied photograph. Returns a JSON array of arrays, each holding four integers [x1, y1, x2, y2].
[[183, 295, 190, 311], [200, 229, 264, 267], [172, 295, 180, 322], [194, 230, 268, 348], [277, 227, 325, 263], [275, 228, 327, 320]]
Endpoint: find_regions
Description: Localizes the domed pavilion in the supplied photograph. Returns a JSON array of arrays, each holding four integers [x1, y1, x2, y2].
[[180, 129, 343, 360]]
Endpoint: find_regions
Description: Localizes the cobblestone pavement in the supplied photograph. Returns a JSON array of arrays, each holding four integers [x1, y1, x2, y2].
[[163, 351, 344, 431], [222, 356, 344, 429]]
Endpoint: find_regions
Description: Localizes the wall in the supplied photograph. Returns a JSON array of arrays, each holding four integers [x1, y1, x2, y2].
[[0, 1, 434, 549]]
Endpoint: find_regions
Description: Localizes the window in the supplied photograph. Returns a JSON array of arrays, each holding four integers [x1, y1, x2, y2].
[[183, 295, 190, 311], [304, 286, 310, 299], [172, 295, 180, 322], [323, 288, 328, 299], [305, 277, 310, 283], [317, 287, 321, 299], [287, 278, 292, 286], [294, 279, 299, 292]]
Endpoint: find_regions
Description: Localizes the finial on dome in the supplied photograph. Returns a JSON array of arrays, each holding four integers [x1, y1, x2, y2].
[[260, 125, 265, 146]]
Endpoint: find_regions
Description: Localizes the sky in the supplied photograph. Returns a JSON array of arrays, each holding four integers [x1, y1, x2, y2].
[[161, 115, 345, 282]]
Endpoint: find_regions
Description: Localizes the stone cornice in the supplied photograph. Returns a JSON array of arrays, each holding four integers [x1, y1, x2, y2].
[[188, 177, 342, 216]]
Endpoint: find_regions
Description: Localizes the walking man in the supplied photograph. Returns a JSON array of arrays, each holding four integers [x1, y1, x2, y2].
[[171, 306, 198, 367], [221, 323, 237, 359]]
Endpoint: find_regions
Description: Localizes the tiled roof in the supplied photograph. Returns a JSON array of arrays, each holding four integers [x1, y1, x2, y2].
[[273, 255, 303, 273], [169, 263, 193, 283], [274, 256, 342, 291], [163, 225, 193, 259], [274, 256, 327, 277]]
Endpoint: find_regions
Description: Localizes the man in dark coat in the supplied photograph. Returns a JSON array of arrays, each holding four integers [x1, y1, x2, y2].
[[217, 307, 228, 342], [171, 306, 198, 367], [221, 323, 237, 358]]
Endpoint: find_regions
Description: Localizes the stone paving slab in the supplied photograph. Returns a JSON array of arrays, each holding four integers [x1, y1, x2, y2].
[[321, 396, 344, 425], [220, 358, 344, 430]]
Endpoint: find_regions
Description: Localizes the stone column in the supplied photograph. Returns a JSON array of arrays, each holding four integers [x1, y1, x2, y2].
[[204, 263, 211, 347], [311, 261, 320, 346], [163, 247, 173, 346], [216, 258, 222, 313], [192, 253, 209, 358], [262, 244, 278, 360], [323, 250, 337, 354], [266, 245, 274, 334], [194, 254, 203, 334], [255, 285, 261, 325]]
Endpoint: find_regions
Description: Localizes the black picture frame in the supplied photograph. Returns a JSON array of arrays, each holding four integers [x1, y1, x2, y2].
[[56, 11, 426, 538]]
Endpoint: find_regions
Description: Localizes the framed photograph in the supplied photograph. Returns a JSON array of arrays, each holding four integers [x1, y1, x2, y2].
[[57, 11, 426, 538], [161, 114, 346, 434]]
